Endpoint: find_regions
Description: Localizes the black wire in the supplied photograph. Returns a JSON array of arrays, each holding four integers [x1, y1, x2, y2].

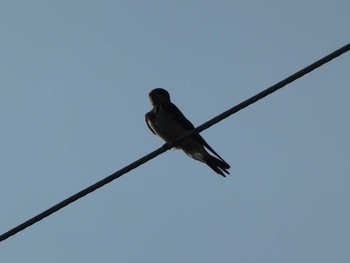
[[1, 43, 349, 243]]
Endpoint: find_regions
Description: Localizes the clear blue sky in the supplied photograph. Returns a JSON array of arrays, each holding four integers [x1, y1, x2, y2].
[[1, 1, 349, 262]]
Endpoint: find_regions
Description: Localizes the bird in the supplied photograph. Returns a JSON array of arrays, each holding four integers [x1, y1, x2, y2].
[[145, 88, 230, 177]]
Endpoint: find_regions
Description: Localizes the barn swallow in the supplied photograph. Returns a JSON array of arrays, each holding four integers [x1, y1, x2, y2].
[[145, 88, 230, 177]]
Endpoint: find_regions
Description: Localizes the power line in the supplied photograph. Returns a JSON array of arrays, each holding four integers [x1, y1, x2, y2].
[[1, 43, 349, 243]]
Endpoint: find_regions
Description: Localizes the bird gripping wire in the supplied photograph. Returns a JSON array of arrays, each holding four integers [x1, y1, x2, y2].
[[1, 43, 349, 243]]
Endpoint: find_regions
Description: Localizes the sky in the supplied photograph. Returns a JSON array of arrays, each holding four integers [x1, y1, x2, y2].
[[0, 1, 349, 262]]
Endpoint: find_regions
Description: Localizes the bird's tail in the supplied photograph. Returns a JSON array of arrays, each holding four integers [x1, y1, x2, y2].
[[206, 155, 230, 177]]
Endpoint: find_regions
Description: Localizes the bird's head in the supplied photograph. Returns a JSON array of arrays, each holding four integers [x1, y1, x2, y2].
[[149, 88, 171, 106]]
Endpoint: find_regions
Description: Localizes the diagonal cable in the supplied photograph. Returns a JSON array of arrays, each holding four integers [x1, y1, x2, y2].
[[0, 43, 349, 243]]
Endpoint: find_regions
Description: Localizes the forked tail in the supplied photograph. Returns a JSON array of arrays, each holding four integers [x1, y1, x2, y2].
[[206, 155, 230, 177]]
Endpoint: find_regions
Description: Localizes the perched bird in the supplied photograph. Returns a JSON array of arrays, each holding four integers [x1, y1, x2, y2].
[[145, 88, 230, 177]]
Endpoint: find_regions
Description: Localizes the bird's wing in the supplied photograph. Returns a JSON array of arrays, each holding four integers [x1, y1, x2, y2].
[[162, 103, 195, 130], [145, 111, 156, 135], [164, 103, 229, 166], [196, 134, 229, 166]]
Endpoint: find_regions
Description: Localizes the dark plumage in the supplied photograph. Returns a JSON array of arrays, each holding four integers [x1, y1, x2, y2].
[[145, 88, 230, 177]]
